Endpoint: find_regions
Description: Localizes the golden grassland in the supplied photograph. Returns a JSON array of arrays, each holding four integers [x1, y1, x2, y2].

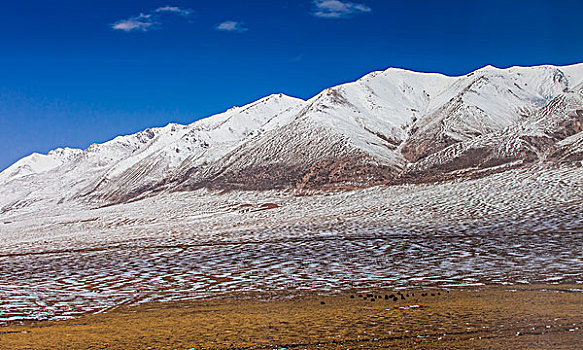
[[1, 285, 582, 349]]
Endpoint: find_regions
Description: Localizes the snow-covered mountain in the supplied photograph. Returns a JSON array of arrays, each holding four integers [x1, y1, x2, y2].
[[1, 63, 583, 213]]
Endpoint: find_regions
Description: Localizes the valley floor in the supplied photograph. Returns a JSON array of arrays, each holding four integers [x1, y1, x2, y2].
[[0, 165, 582, 336], [0, 285, 582, 349]]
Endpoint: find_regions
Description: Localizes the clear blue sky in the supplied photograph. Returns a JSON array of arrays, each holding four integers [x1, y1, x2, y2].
[[1, 0, 582, 171]]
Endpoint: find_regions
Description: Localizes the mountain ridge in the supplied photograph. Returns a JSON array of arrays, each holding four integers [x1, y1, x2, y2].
[[1, 63, 583, 213]]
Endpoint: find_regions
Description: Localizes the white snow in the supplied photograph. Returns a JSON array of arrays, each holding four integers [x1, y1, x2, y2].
[[1, 63, 582, 212], [1, 63, 583, 322], [1, 165, 582, 322]]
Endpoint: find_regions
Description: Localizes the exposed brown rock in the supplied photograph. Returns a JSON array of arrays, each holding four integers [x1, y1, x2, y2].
[[401, 132, 459, 162]]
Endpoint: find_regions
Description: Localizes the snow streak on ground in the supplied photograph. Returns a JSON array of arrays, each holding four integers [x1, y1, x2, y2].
[[1, 165, 582, 322]]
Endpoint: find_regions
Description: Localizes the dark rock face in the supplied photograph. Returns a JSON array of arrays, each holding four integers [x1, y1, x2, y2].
[[174, 154, 397, 193], [296, 156, 397, 190], [184, 163, 306, 191], [401, 132, 459, 163]]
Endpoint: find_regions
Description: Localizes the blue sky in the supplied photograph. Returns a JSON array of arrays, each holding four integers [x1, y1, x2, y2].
[[1, 0, 582, 171]]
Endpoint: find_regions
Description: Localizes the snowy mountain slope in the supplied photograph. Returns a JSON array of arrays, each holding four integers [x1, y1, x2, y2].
[[173, 63, 583, 191], [407, 85, 583, 178], [80, 94, 306, 202], [171, 68, 456, 191], [400, 65, 577, 162], [1, 63, 583, 213], [0, 94, 304, 211], [0, 148, 82, 182]]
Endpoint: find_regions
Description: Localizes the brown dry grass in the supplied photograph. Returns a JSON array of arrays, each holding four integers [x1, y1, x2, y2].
[[1, 285, 582, 349]]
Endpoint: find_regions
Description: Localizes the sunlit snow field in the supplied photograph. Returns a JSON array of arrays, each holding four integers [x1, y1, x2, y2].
[[1, 165, 582, 323]]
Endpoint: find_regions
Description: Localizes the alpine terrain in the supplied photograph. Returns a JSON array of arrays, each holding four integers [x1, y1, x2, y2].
[[1, 63, 582, 325], [2, 63, 583, 209]]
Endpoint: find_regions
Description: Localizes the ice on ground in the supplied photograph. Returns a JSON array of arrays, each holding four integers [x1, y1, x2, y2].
[[0, 165, 582, 322]]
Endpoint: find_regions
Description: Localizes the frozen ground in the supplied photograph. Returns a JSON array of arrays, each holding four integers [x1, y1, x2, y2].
[[0, 165, 582, 323]]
